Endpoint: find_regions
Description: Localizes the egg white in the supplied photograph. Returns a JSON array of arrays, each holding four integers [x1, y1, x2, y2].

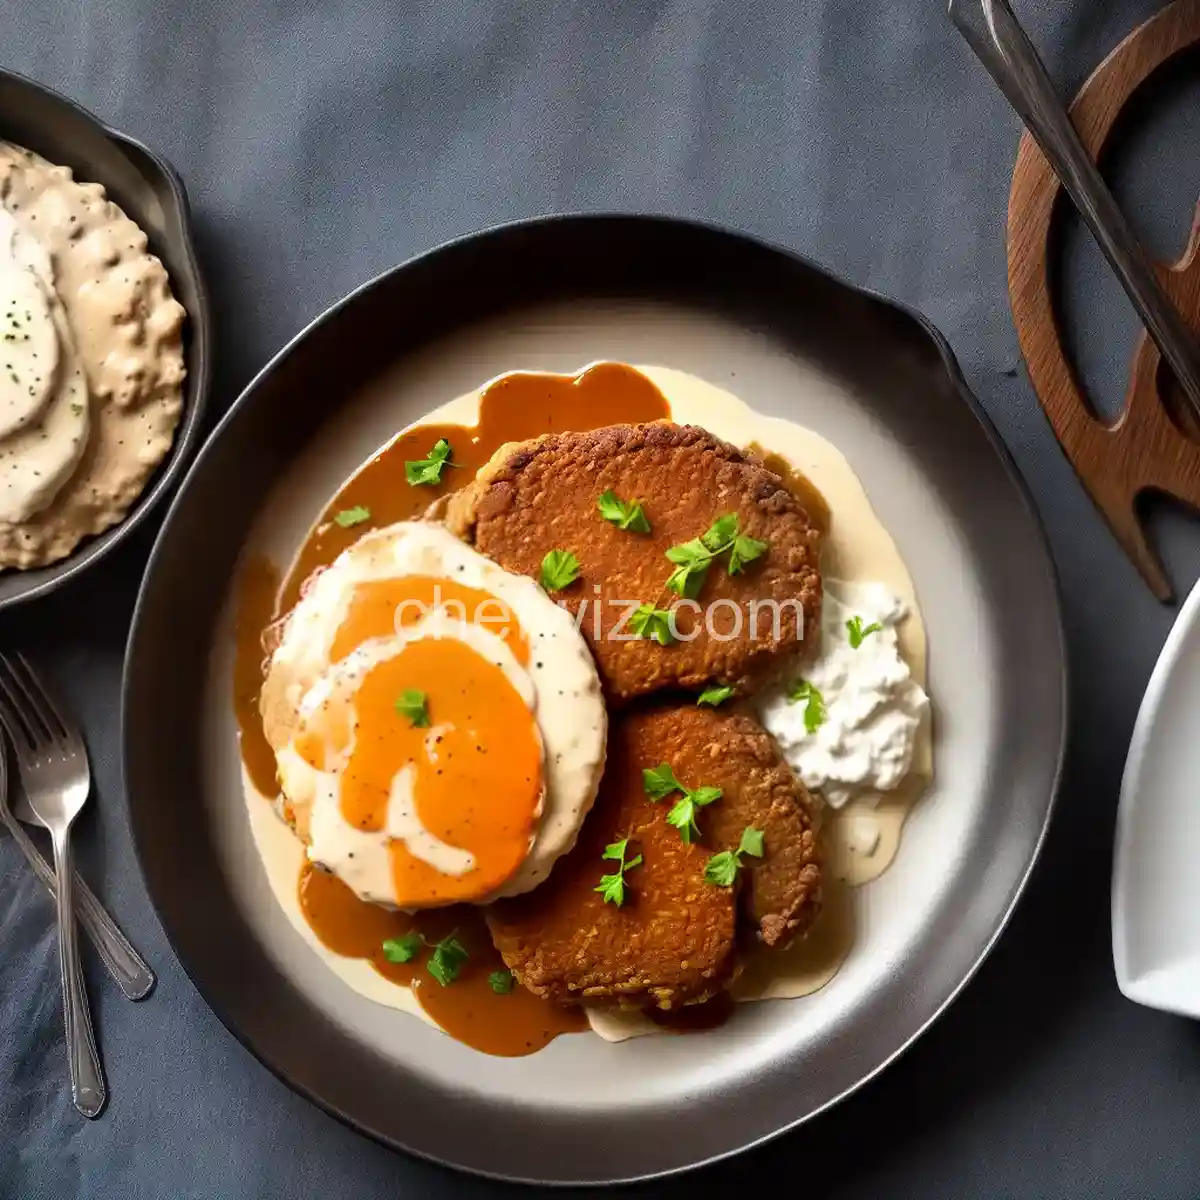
[[262, 520, 607, 907]]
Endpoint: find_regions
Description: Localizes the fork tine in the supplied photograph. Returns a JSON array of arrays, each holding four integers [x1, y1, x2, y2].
[[0, 652, 63, 746], [0, 659, 40, 752], [14, 653, 71, 739]]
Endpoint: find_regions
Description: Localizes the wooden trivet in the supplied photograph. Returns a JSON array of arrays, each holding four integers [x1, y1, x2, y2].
[[1007, 0, 1200, 601]]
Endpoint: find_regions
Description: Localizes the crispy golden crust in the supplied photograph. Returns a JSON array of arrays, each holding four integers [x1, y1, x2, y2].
[[485, 704, 822, 1009], [445, 423, 822, 705]]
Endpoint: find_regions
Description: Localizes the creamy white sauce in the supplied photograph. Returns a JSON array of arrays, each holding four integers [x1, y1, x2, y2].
[[241, 363, 933, 1046], [0, 209, 90, 521], [244, 766, 438, 1030], [0, 209, 61, 435], [758, 579, 929, 808], [0, 142, 185, 567]]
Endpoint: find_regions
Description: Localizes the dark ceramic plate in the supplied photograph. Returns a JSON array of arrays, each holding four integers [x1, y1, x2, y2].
[[123, 215, 1064, 1184], [0, 68, 210, 608]]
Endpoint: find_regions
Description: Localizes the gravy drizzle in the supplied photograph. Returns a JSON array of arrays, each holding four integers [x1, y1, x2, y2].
[[234, 363, 669, 1057], [299, 864, 585, 1056]]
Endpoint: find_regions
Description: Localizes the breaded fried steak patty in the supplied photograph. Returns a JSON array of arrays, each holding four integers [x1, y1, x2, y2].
[[486, 704, 822, 1009], [445, 423, 822, 704]]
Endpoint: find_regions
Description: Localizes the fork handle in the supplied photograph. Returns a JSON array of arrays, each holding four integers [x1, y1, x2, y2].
[[75, 874, 155, 1001], [50, 828, 106, 1118], [3, 811, 154, 999]]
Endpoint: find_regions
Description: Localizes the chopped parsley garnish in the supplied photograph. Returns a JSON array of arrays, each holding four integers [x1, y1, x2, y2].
[[666, 786, 723, 844], [628, 603, 675, 646], [426, 934, 469, 986], [704, 827, 765, 887], [846, 615, 883, 648], [333, 504, 371, 528], [597, 490, 650, 533], [488, 969, 515, 994], [642, 762, 682, 801], [404, 438, 453, 486], [540, 549, 581, 592], [381, 933, 423, 964], [643, 762, 723, 843], [395, 689, 430, 728], [728, 532, 768, 575], [664, 538, 715, 599], [697, 684, 734, 707], [786, 678, 827, 734], [381, 930, 467, 983], [594, 838, 643, 907], [664, 513, 768, 597], [739, 827, 765, 858]]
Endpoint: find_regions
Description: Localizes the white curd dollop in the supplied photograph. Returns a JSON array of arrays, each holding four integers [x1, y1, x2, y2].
[[758, 579, 929, 808]]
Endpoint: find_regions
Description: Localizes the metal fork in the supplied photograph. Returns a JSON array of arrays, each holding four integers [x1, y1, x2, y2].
[[0, 743, 154, 1001], [0, 653, 105, 1118]]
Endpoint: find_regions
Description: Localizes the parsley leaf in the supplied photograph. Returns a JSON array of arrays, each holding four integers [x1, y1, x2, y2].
[[488, 969, 515, 994], [704, 850, 740, 887], [665, 785, 722, 843], [594, 873, 627, 906], [643, 763, 682, 801], [381, 933, 422, 963], [629, 603, 676, 646], [664, 513, 768, 596], [405, 438, 453, 486], [846, 615, 883, 648], [540, 549, 581, 591], [697, 684, 734, 706], [704, 826, 766, 886], [739, 827, 765, 858], [598, 490, 651, 534], [646, 762, 723, 842], [395, 689, 430, 728], [426, 934, 469, 986], [786, 679, 827, 734], [594, 840, 643, 907], [728, 532, 768, 575], [665, 536, 714, 598], [334, 505, 371, 528], [701, 513, 739, 552]]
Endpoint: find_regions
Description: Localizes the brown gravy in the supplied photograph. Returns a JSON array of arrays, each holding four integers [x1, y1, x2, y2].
[[299, 863, 585, 1056], [234, 362, 670, 803], [279, 361, 671, 612], [233, 554, 283, 800], [233, 362, 669, 1057]]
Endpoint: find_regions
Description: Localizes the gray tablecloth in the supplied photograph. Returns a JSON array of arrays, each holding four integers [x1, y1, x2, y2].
[[3, 1, 1200, 1196]]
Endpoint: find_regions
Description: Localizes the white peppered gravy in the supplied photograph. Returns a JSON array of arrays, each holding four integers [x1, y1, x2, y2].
[[0, 142, 185, 568]]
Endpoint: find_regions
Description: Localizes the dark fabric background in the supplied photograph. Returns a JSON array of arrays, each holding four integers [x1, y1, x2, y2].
[[2, 1, 1200, 1196]]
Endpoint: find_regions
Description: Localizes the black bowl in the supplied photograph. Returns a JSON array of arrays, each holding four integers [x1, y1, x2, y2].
[[0, 68, 210, 609]]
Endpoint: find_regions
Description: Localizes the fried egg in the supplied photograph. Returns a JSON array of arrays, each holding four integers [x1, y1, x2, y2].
[[261, 521, 606, 908]]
